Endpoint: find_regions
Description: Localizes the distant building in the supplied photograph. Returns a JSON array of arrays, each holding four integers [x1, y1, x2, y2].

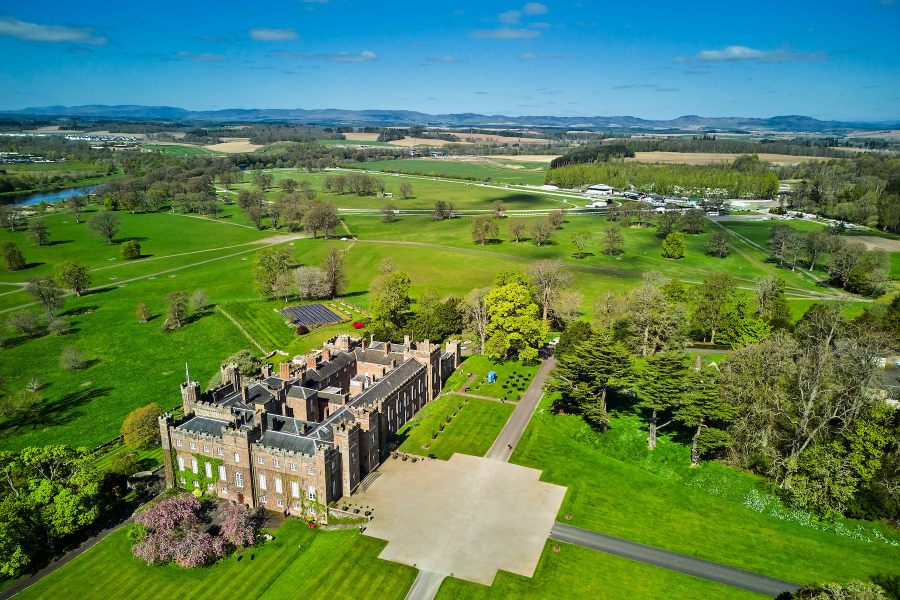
[[585, 184, 614, 197], [159, 335, 460, 520]]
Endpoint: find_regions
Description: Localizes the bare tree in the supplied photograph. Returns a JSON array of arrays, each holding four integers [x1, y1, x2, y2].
[[528, 260, 572, 323], [507, 219, 527, 243], [462, 287, 490, 353]]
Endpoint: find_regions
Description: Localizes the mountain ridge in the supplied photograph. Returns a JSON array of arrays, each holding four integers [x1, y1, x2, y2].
[[3, 105, 898, 132]]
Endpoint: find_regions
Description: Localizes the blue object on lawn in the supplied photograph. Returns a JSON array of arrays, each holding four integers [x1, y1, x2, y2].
[[487, 370, 497, 383]]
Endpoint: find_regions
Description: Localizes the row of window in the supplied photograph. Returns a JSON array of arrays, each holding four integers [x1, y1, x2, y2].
[[257, 473, 316, 500], [173, 444, 315, 475]]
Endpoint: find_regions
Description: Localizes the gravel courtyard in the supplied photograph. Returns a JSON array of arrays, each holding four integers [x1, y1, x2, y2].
[[355, 453, 567, 585]]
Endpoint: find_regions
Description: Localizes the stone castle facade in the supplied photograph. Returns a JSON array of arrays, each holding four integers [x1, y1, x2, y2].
[[159, 335, 460, 518]]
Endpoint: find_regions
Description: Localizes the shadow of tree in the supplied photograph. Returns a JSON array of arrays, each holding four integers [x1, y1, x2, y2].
[[0, 385, 114, 432]]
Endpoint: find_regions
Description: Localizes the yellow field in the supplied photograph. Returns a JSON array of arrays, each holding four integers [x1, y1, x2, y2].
[[488, 154, 558, 162], [203, 137, 263, 153], [342, 131, 551, 147]]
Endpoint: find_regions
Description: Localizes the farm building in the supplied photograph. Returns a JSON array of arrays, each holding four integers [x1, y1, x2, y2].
[[585, 183, 614, 197]]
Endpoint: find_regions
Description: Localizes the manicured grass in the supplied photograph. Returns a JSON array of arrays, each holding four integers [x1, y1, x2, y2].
[[16, 520, 416, 600], [91, 444, 163, 473], [449, 354, 539, 400], [509, 397, 900, 584], [352, 158, 548, 185], [437, 540, 763, 600], [397, 394, 513, 459]]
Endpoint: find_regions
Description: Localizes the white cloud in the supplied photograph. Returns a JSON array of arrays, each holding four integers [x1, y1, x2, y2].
[[321, 50, 378, 63], [426, 55, 462, 64], [271, 49, 377, 62], [177, 51, 225, 62], [522, 2, 548, 15], [499, 10, 521, 24], [0, 16, 106, 45], [689, 45, 825, 63], [250, 27, 298, 41], [471, 27, 540, 40]]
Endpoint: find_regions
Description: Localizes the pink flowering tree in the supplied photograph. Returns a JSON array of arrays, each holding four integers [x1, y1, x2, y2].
[[218, 504, 260, 548], [131, 494, 223, 567]]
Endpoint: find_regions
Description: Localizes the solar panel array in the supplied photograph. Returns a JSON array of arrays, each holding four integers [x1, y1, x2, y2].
[[279, 303, 342, 327]]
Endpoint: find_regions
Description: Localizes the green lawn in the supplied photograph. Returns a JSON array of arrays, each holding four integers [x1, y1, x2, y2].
[[448, 354, 539, 400], [437, 540, 763, 600], [351, 158, 548, 185], [397, 394, 513, 459], [509, 397, 900, 585], [17, 520, 416, 600]]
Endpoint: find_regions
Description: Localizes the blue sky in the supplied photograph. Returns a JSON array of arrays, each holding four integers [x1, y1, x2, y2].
[[1, 0, 898, 120]]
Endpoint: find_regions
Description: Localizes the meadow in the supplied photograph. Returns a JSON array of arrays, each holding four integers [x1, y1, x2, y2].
[[348, 158, 549, 185], [16, 520, 416, 600], [142, 144, 220, 156]]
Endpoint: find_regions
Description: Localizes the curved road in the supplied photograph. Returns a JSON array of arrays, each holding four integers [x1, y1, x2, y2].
[[551, 523, 800, 597]]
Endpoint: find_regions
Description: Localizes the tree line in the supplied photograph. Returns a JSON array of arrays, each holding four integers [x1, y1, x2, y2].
[[779, 154, 900, 233], [546, 161, 779, 198]]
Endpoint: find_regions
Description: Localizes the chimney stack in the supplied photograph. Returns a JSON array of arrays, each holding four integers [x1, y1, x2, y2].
[[384, 342, 391, 356], [404, 334, 410, 347], [261, 363, 272, 378], [361, 337, 367, 351], [307, 355, 318, 370], [241, 384, 250, 403], [322, 349, 331, 362], [279, 361, 291, 380]]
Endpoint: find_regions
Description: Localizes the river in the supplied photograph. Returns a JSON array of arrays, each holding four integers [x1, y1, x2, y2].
[[6, 184, 102, 207]]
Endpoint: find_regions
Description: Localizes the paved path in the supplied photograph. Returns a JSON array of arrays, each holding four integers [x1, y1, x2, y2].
[[485, 356, 556, 462], [404, 570, 446, 600], [550, 523, 800, 598]]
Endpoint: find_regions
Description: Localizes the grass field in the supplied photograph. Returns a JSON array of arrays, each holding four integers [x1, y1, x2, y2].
[[142, 144, 219, 156], [437, 540, 763, 600], [349, 158, 548, 185], [629, 151, 828, 166], [227, 167, 562, 210], [397, 393, 513, 459], [509, 397, 900, 585], [17, 520, 416, 600]]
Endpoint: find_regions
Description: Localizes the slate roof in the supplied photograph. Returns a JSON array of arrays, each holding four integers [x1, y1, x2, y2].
[[258, 430, 319, 455], [286, 385, 318, 399], [354, 347, 405, 366], [219, 382, 275, 408], [177, 416, 229, 437], [304, 351, 355, 385]]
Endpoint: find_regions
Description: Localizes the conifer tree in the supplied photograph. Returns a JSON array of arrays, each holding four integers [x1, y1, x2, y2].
[[637, 351, 689, 448]]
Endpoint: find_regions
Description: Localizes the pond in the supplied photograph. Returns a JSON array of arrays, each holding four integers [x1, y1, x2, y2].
[[6, 184, 102, 207]]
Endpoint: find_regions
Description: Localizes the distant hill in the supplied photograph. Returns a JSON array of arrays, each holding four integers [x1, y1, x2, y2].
[[3, 105, 898, 132]]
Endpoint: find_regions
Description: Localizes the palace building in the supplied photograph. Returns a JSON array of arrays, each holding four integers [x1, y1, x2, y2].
[[158, 335, 461, 519]]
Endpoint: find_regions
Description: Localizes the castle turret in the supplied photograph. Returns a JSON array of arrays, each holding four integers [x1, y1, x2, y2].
[[181, 380, 199, 416], [158, 413, 175, 488], [221, 363, 240, 391]]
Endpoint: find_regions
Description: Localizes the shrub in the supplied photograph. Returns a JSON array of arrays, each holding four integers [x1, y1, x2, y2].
[[0, 241, 25, 271], [7, 311, 40, 336], [47, 318, 70, 336], [296, 324, 310, 335], [661, 232, 686, 259], [121, 240, 142, 259]]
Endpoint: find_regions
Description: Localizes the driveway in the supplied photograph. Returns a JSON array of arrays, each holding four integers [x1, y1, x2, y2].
[[485, 356, 555, 461]]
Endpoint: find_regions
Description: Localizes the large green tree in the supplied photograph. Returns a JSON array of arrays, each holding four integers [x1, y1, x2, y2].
[[638, 351, 689, 449], [484, 274, 548, 363], [370, 270, 413, 340], [545, 332, 633, 430], [674, 367, 737, 466], [254, 247, 294, 298]]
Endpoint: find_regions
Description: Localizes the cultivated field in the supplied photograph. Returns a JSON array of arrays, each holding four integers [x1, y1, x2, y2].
[[629, 151, 829, 165], [203, 137, 264, 153]]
